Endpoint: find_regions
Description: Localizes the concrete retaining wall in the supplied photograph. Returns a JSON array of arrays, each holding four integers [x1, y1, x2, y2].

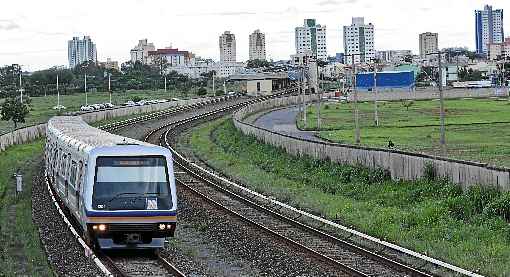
[[0, 96, 231, 152], [351, 88, 508, 102], [234, 94, 510, 191]]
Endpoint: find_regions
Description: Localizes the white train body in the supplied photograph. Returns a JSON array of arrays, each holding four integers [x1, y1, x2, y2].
[[45, 116, 177, 249]]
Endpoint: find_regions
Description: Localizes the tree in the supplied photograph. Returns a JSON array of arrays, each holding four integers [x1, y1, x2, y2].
[[197, 87, 207, 96], [1, 97, 30, 129], [402, 100, 414, 111], [246, 59, 271, 68], [151, 55, 169, 76]]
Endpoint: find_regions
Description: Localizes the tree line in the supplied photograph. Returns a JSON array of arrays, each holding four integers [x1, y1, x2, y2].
[[0, 60, 212, 99]]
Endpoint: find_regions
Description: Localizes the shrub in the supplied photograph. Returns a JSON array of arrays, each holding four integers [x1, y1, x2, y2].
[[448, 186, 500, 220], [215, 90, 224, 96], [131, 96, 142, 102], [423, 162, 436, 181], [484, 192, 510, 221], [197, 87, 207, 96], [324, 105, 330, 110]]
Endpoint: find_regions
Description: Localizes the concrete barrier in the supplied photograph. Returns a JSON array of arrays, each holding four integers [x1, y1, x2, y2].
[[233, 94, 510, 191], [350, 88, 508, 102], [0, 96, 232, 152]]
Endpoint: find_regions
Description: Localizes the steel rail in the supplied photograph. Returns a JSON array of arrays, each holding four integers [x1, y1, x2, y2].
[[157, 108, 431, 277]]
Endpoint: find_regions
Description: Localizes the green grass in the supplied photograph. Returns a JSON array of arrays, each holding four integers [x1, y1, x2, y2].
[[298, 99, 510, 166], [0, 88, 219, 135], [0, 140, 54, 276], [181, 118, 510, 277]]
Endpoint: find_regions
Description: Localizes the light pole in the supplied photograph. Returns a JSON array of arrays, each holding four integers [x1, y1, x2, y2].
[[212, 71, 216, 94], [372, 59, 379, 127], [108, 73, 112, 104], [56, 75, 60, 108], [346, 53, 362, 144], [164, 75, 167, 93], [18, 72, 24, 103], [84, 74, 88, 106], [427, 51, 447, 156]]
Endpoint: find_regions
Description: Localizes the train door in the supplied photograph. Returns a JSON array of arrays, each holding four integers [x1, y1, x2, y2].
[[68, 160, 79, 212], [76, 161, 84, 214], [64, 154, 71, 200], [57, 152, 66, 197]]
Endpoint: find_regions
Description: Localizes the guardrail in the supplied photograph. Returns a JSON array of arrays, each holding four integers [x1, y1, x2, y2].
[[233, 94, 510, 191]]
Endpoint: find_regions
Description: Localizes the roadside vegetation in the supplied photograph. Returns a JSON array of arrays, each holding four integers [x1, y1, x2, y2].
[[0, 141, 53, 276], [299, 98, 510, 167], [182, 118, 510, 277]]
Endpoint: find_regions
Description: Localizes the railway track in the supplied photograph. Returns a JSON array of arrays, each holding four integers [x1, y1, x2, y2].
[[103, 90, 480, 277], [99, 252, 186, 277]]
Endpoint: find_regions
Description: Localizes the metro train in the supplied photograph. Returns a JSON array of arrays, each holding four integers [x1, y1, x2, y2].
[[45, 116, 177, 249]]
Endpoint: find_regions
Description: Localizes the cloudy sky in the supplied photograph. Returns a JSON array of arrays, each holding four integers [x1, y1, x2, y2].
[[0, 0, 509, 71]]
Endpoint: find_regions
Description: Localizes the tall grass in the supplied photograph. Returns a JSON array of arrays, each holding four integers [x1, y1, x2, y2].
[[184, 118, 510, 277]]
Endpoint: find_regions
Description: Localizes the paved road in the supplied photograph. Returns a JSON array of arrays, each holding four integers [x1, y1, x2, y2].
[[253, 106, 324, 142]]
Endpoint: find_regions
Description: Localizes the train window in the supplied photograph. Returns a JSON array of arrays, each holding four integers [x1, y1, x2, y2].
[[59, 153, 66, 176], [92, 156, 172, 211], [77, 162, 84, 190], [69, 161, 78, 187]]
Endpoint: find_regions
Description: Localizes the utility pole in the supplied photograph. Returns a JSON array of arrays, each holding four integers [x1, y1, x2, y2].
[[353, 62, 360, 144], [18, 72, 24, 103], [212, 71, 216, 93], [108, 73, 112, 104], [84, 74, 88, 106], [164, 75, 167, 92], [373, 60, 379, 126], [56, 75, 60, 108], [438, 51, 446, 156], [302, 66, 307, 128]]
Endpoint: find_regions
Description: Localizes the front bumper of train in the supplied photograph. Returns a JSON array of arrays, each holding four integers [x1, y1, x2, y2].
[[88, 222, 176, 249]]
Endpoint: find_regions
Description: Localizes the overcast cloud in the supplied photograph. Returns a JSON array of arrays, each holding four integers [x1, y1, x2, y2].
[[0, 0, 509, 71]]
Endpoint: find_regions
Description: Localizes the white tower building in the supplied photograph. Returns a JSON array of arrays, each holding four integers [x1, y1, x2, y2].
[[475, 5, 504, 55], [68, 36, 97, 68], [343, 17, 375, 65], [249, 30, 266, 61], [295, 19, 327, 61], [219, 31, 236, 63]]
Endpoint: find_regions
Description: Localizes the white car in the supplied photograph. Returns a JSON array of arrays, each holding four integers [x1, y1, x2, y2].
[[53, 105, 66, 110], [157, 99, 169, 103], [228, 91, 237, 96], [91, 104, 102, 110], [124, 101, 136, 107], [104, 103, 114, 109], [80, 106, 94, 112], [171, 98, 180, 101], [136, 100, 147, 106]]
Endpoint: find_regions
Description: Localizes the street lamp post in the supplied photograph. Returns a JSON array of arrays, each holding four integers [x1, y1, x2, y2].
[[373, 61, 379, 127], [437, 52, 446, 156], [18, 73, 24, 103], [84, 74, 88, 106]]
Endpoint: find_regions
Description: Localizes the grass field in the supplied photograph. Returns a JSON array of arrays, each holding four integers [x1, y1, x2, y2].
[[0, 141, 53, 276], [0, 88, 220, 135], [298, 98, 510, 166], [181, 118, 510, 277]]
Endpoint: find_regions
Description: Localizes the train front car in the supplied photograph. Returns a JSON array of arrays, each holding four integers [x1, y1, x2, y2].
[[85, 145, 177, 249], [84, 145, 177, 249]]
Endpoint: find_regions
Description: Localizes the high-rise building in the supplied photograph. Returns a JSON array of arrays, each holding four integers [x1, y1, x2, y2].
[[130, 39, 156, 64], [343, 17, 375, 65], [295, 19, 327, 61], [219, 31, 236, 63], [419, 32, 439, 58], [475, 5, 504, 55], [68, 36, 97, 68], [249, 30, 266, 61]]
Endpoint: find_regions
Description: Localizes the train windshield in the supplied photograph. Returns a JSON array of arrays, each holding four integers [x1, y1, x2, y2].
[[92, 156, 172, 211]]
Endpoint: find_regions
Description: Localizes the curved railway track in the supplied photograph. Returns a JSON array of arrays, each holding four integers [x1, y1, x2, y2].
[[101, 90, 480, 277]]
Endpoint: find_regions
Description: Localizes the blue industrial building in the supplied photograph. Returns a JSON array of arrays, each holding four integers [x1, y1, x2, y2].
[[356, 71, 415, 91]]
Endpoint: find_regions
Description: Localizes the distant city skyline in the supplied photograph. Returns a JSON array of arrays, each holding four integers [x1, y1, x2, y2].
[[0, 0, 509, 71]]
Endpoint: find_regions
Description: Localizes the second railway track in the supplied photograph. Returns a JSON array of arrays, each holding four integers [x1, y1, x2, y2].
[[103, 90, 477, 277]]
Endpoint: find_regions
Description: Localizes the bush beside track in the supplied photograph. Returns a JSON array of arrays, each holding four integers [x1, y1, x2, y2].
[[181, 117, 510, 277]]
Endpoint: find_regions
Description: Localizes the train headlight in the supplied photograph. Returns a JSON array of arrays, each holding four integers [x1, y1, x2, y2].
[[98, 224, 107, 231], [166, 224, 172, 230], [158, 223, 166, 230]]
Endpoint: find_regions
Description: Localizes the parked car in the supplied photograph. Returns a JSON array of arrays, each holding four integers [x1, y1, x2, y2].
[[171, 98, 180, 101], [52, 105, 66, 110], [136, 100, 147, 106], [157, 99, 169, 103], [124, 101, 136, 107], [80, 105, 94, 112], [91, 104, 102, 110], [104, 103, 114, 109]]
